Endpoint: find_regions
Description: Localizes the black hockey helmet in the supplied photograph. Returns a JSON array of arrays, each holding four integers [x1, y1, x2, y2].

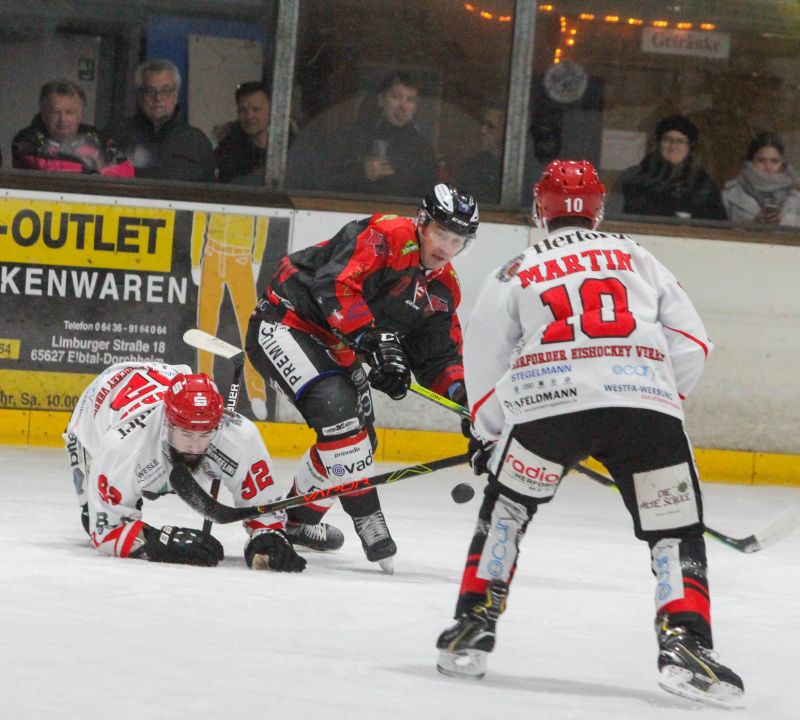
[[418, 183, 479, 241]]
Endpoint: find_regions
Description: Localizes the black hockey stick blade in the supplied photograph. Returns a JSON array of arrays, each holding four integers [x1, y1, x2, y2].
[[704, 506, 800, 553], [171, 453, 471, 524], [570, 464, 800, 554]]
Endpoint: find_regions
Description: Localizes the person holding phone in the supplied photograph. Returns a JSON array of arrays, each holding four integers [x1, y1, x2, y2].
[[722, 131, 800, 227]]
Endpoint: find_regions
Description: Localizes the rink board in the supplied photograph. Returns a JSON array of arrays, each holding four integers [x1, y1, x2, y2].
[[2, 407, 798, 487]]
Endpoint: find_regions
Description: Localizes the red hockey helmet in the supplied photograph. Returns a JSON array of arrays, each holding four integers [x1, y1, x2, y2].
[[533, 160, 606, 231], [164, 373, 224, 432]]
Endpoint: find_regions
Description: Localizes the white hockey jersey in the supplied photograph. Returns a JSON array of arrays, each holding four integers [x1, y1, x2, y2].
[[67, 362, 190, 455], [465, 227, 712, 440], [74, 364, 288, 559]]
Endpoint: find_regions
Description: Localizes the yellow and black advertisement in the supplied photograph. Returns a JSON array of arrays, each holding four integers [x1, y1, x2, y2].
[[0, 192, 291, 421]]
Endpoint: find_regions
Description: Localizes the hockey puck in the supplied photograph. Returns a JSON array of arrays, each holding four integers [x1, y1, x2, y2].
[[451, 483, 475, 504]]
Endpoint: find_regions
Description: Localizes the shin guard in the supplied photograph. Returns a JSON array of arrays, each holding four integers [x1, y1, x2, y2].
[[651, 536, 712, 646], [454, 490, 533, 617]]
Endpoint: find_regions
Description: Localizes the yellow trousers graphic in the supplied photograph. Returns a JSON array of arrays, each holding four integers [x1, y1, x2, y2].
[[192, 213, 268, 418]]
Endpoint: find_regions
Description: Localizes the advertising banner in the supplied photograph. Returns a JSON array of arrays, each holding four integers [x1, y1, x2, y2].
[[0, 190, 291, 421]]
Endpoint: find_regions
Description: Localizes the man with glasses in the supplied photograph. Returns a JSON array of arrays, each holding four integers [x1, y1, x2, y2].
[[106, 59, 215, 182]]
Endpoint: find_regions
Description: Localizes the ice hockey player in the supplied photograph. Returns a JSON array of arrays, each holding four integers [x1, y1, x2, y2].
[[246, 183, 478, 572], [435, 160, 744, 708], [64, 362, 305, 572]]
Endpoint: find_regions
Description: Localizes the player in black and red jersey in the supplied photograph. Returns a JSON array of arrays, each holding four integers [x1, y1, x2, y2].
[[246, 184, 478, 572]]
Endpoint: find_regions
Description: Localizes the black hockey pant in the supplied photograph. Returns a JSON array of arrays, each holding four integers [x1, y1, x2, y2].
[[245, 306, 384, 521], [454, 407, 713, 646]]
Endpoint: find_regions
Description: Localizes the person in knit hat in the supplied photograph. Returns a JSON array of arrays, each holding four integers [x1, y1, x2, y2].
[[722, 131, 800, 227], [615, 114, 726, 221]]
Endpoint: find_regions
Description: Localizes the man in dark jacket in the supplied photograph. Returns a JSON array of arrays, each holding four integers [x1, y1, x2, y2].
[[246, 183, 479, 573], [329, 71, 438, 198], [215, 81, 270, 184], [13, 79, 133, 177], [106, 59, 215, 183]]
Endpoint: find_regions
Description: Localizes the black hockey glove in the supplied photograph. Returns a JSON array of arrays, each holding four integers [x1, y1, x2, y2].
[[466, 426, 496, 477], [245, 529, 307, 573], [142, 525, 224, 567], [355, 329, 411, 400]]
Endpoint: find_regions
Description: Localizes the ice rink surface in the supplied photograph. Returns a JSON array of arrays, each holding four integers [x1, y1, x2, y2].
[[1, 445, 798, 720]]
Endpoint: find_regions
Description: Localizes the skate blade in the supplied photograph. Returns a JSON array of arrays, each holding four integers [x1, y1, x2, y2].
[[658, 666, 745, 709], [378, 557, 394, 574], [436, 649, 487, 679]]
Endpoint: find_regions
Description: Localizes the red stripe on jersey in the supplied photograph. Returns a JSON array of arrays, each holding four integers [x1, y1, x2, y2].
[[117, 520, 145, 558], [471, 388, 497, 424], [92, 525, 124, 550], [664, 325, 709, 357]]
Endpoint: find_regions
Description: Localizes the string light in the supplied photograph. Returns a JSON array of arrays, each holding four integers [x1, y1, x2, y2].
[[462, 2, 515, 23], [461, 3, 717, 31]]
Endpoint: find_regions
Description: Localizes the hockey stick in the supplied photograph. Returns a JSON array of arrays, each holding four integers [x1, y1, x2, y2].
[[409, 383, 800, 554], [182, 329, 245, 534], [182, 330, 800, 552], [170, 453, 470, 524]]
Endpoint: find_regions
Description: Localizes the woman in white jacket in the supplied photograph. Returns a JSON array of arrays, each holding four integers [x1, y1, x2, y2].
[[722, 131, 800, 227]]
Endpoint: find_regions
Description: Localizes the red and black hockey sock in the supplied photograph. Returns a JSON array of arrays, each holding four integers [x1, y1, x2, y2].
[[287, 446, 334, 525], [454, 483, 536, 617], [651, 535, 712, 647]]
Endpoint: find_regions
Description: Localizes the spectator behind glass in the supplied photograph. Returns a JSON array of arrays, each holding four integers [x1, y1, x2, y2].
[[12, 79, 134, 177], [615, 115, 726, 220], [455, 102, 505, 205], [105, 59, 215, 182], [215, 81, 270, 185], [722, 132, 800, 227], [330, 71, 437, 198]]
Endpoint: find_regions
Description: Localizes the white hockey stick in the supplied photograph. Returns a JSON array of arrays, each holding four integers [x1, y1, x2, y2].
[[183, 328, 243, 362]]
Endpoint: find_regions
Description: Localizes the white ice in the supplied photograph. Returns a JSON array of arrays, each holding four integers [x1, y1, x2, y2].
[[1, 445, 798, 720]]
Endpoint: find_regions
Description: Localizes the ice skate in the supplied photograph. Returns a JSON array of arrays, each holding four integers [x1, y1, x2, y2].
[[656, 616, 744, 709], [436, 581, 508, 679], [285, 520, 344, 551], [352, 509, 396, 573]]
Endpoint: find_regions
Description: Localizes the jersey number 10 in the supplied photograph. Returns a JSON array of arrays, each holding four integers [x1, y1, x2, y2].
[[540, 278, 636, 343]]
